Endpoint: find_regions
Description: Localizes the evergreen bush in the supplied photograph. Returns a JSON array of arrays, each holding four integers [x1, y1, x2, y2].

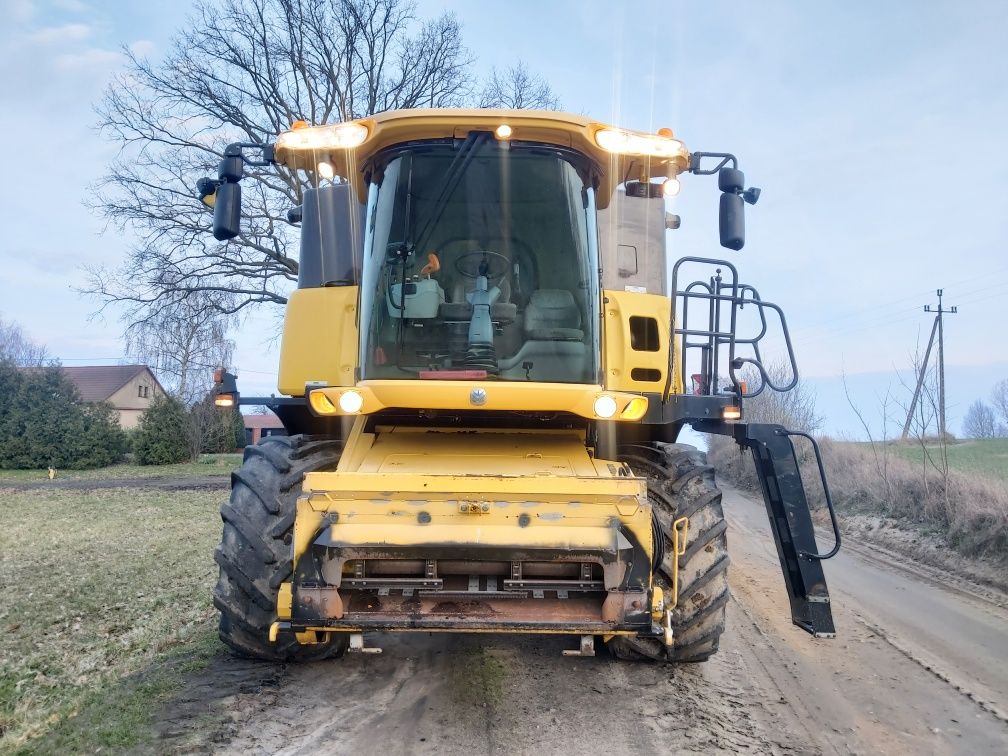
[[0, 361, 126, 469], [132, 396, 190, 465]]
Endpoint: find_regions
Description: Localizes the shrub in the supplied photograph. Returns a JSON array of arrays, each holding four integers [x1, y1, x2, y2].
[[0, 361, 126, 469], [705, 364, 1008, 561], [195, 400, 246, 454], [708, 433, 1008, 561], [229, 405, 247, 449], [132, 396, 190, 465]]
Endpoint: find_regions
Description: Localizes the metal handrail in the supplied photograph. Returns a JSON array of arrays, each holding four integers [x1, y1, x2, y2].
[[778, 429, 841, 560], [668, 256, 799, 400]]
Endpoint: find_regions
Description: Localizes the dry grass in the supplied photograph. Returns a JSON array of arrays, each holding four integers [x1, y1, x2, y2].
[[709, 436, 1008, 562], [0, 486, 224, 753]]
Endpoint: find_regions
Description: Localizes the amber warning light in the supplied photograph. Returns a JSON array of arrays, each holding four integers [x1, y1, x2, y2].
[[213, 368, 239, 408]]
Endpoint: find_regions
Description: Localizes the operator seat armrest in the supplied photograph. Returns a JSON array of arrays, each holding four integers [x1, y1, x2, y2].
[[525, 327, 584, 341], [438, 301, 473, 321], [523, 289, 583, 341], [438, 301, 517, 324]]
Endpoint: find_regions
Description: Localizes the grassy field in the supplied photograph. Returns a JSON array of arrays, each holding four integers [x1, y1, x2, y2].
[[0, 486, 224, 753], [889, 438, 1008, 482], [0, 453, 243, 483]]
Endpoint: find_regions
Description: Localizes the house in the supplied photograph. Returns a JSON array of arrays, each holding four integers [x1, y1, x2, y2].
[[243, 412, 287, 446], [61, 365, 164, 429]]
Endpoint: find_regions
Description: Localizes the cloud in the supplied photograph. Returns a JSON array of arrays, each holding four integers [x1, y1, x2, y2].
[[53, 0, 87, 11], [128, 39, 156, 58], [2, 0, 35, 24], [29, 22, 92, 45], [53, 46, 123, 72]]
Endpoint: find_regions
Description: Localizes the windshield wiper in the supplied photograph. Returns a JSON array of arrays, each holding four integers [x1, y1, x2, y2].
[[413, 132, 488, 253]]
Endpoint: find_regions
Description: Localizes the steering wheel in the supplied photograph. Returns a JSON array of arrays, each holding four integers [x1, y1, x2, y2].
[[454, 250, 510, 281]]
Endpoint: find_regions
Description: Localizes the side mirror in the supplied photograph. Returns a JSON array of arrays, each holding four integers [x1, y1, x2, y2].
[[719, 192, 745, 251], [690, 153, 760, 251], [718, 167, 744, 193], [717, 166, 759, 251], [212, 182, 241, 241]]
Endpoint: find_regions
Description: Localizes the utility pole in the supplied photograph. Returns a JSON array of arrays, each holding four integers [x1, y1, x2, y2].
[[901, 289, 957, 439]]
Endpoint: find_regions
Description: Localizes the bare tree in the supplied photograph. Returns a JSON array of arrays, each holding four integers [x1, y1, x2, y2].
[[87, 0, 559, 326], [892, 337, 954, 485], [895, 337, 940, 441], [732, 362, 822, 431], [479, 62, 560, 109], [888, 340, 955, 514], [87, 0, 474, 318], [841, 374, 896, 503], [962, 399, 997, 439], [706, 362, 821, 490], [124, 293, 236, 405], [991, 379, 1008, 431], [0, 315, 49, 366]]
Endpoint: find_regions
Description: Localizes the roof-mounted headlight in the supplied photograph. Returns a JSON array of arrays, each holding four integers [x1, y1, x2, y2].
[[594, 127, 687, 159], [276, 121, 369, 152]]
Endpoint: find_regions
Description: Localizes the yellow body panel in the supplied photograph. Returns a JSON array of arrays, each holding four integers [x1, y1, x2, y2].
[[602, 289, 682, 395], [321, 425, 613, 477], [293, 485, 651, 582], [292, 428, 652, 569], [278, 286, 359, 396], [273, 108, 690, 208], [309, 380, 647, 421]]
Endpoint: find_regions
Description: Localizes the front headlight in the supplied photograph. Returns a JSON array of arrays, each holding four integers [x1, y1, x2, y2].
[[338, 389, 364, 414], [593, 395, 619, 419]]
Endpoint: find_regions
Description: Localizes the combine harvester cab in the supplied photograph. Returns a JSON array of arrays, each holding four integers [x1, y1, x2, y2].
[[199, 109, 840, 662]]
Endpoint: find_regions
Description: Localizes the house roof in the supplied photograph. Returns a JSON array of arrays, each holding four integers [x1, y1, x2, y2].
[[61, 365, 161, 402], [243, 412, 284, 429]]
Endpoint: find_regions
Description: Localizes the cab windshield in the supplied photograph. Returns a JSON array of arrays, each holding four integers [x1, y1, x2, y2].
[[358, 136, 600, 383]]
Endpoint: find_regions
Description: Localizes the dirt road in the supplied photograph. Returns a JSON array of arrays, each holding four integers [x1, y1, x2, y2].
[[164, 486, 1008, 755]]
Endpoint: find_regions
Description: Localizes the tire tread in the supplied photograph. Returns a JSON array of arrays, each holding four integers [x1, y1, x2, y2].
[[609, 442, 730, 664], [213, 434, 347, 662]]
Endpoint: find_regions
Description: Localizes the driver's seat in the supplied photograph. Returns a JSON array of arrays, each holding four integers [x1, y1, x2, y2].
[[439, 271, 518, 323]]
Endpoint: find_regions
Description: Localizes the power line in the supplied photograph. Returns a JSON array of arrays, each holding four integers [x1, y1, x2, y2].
[[789, 266, 1008, 341], [789, 280, 1007, 350]]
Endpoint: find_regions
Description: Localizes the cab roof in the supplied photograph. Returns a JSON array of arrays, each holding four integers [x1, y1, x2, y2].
[[272, 108, 690, 208]]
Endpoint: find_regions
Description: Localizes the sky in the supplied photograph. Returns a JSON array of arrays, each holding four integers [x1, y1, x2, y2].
[[0, 0, 1006, 438]]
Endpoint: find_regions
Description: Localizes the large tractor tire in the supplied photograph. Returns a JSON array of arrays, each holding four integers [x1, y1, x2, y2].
[[608, 443, 730, 663], [213, 434, 348, 661]]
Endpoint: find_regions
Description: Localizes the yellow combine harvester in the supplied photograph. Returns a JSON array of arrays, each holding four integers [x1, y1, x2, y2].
[[199, 109, 840, 662]]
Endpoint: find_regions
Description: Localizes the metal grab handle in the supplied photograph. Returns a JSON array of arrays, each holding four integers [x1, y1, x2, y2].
[[728, 297, 799, 398], [777, 429, 841, 560]]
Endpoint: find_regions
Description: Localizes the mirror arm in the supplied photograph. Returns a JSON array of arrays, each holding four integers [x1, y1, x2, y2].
[[689, 151, 738, 175], [222, 141, 275, 168]]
